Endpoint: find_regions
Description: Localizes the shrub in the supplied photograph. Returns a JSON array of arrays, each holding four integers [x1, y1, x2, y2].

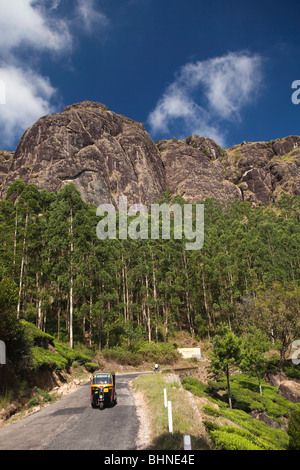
[[102, 347, 141, 366], [22, 321, 54, 348], [85, 362, 99, 372], [203, 420, 220, 432], [31, 347, 68, 372], [283, 363, 300, 380], [101, 341, 180, 366], [210, 427, 273, 450], [53, 341, 91, 365], [220, 408, 289, 450], [136, 341, 180, 365], [288, 409, 300, 450], [204, 404, 220, 417], [182, 377, 226, 407], [186, 374, 292, 450]]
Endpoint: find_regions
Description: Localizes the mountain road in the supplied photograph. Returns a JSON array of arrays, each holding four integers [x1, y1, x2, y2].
[[0, 373, 142, 450]]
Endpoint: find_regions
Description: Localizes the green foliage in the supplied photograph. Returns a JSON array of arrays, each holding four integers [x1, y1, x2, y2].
[[207, 373, 300, 419], [210, 326, 242, 375], [21, 321, 54, 348], [220, 409, 289, 450], [136, 341, 180, 364], [31, 347, 68, 372], [209, 325, 242, 408], [102, 341, 179, 366], [204, 404, 220, 417], [84, 362, 99, 372], [182, 377, 226, 407], [210, 426, 278, 450], [288, 408, 300, 450], [53, 341, 91, 365], [184, 375, 296, 450], [0, 181, 299, 396], [282, 362, 300, 380], [240, 327, 272, 389], [28, 388, 56, 408], [102, 347, 141, 366]]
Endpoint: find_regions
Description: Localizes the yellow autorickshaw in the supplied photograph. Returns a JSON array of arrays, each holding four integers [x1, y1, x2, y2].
[[90, 370, 117, 410]]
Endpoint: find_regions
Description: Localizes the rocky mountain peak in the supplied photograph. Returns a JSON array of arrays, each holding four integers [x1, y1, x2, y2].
[[0, 102, 299, 207]]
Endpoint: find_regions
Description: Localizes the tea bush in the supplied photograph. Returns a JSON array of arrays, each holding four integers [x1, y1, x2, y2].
[[183, 375, 296, 450]]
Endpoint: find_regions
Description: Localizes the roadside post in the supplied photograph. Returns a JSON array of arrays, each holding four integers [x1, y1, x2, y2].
[[183, 434, 192, 450], [0, 341, 6, 365], [168, 401, 173, 435]]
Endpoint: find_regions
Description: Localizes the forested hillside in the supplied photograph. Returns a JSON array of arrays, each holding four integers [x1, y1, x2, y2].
[[0, 179, 299, 358]]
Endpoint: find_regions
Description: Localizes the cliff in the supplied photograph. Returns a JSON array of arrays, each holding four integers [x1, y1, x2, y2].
[[1, 101, 299, 206]]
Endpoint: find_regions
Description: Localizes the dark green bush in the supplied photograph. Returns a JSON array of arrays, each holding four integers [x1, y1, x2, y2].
[[182, 377, 226, 407], [102, 341, 180, 366], [102, 347, 141, 366], [288, 409, 300, 450], [53, 341, 91, 365], [203, 420, 220, 432], [220, 408, 289, 450], [136, 341, 180, 365], [31, 347, 68, 372], [186, 374, 294, 450], [204, 404, 220, 417], [85, 362, 100, 372], [210, 426, 276, 450], [22, 321, 54, 348]]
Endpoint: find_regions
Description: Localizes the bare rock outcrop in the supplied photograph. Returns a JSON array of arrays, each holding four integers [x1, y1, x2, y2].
[[224, 137, 300, 204], [1, 102, 299, 207], [0, 101, 166, 207], [157, 136, 241, 204], [279, 380, 300, 403]]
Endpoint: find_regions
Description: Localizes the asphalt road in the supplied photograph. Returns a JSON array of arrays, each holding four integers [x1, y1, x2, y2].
[[0, 373, 141, 450]]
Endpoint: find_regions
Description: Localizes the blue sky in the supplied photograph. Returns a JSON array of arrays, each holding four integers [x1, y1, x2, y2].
[[0, 0, 300, 150]]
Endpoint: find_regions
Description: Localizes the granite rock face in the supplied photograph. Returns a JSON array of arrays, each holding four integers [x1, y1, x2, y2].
[[1, 101, 166, 207], [0, 151, 14, 183], [157, 136, 242, 204], [1, 102, 299, 206], [224, 136, 300, 204]]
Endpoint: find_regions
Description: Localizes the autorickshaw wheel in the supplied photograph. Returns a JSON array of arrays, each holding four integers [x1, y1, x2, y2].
[[99, 402, 104, 410]]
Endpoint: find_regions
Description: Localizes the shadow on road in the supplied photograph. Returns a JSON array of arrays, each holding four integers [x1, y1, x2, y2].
[[51, 407, 86, 416], [145, 431, 210, 451]]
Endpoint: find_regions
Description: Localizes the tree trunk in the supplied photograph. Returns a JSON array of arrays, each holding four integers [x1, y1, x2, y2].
[[257, 370, 262, 396], [69, 207, 74, 349], [226, 364, 232, 409], [17, 211, 28, 319], [202, 266, 212, 340], [151, 249, 158, 343], [145, 273, 151, 343], [183, 250, 194, 337], [89, 291, 93, 348]]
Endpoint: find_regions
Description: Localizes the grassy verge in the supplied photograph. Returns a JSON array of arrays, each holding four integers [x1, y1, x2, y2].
[[131, 373, 210, 450]]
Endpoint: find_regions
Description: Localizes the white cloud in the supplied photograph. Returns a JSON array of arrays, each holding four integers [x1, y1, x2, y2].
[[0, 65, 56, 147], [0, 0, 71, 56], [76, 0, 109, 33], [0, 0, 109, 148], [148, 51, 263, 146]]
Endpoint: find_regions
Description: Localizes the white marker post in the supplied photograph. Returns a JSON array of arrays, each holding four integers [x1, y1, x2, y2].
[[164, 388, 167, 408], [0, 341, 6, 365], [183, 434, 192, 450], [168, 401, 173, 435]]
